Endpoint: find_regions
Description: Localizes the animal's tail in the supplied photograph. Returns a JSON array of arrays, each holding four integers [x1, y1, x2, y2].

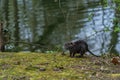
[[88, 49, 100, 57]]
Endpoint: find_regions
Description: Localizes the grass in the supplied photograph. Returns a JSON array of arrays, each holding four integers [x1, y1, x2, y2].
[[0, 52, 120, 80]]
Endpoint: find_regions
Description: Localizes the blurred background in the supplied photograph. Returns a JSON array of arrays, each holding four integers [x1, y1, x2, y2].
[[0, 0, 120, 55]]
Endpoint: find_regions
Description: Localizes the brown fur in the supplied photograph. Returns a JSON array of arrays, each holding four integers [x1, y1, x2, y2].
[[64, 40, 99, 57]]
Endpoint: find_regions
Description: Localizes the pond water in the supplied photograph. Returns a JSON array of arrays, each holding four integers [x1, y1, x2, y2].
[[5, 0, 120, 55], [37, 0, 120, 55]]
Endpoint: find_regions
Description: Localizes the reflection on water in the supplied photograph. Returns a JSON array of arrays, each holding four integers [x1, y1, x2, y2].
[[76, 6, 114, 55], [40, 0, 120, 55], [12, 0, 120, 54]]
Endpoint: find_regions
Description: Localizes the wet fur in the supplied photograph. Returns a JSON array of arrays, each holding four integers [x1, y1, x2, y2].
[[64, 40, 99, 57]]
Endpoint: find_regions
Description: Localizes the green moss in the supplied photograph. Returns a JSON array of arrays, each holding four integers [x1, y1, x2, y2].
[[0, 52, 119, 80], [109, 73, 120, 77]]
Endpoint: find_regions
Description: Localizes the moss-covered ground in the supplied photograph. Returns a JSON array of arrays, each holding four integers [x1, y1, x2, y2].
[[0, 52, 120, 80]]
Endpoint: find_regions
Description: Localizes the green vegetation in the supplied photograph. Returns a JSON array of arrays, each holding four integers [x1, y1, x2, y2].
[[0, 52, 119, 80]]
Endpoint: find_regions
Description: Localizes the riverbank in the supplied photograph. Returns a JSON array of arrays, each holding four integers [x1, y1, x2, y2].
[[0, 52, 119, 80]]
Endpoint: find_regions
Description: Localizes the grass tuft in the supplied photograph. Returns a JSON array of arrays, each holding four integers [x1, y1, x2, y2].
[[0, 52, 119, 80]]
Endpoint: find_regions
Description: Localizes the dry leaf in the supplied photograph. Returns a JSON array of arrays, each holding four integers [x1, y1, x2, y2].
[[111, 57, 120, 65]]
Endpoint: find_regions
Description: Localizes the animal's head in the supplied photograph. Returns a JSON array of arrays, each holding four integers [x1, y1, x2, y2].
[[64, 42, 74, 50]]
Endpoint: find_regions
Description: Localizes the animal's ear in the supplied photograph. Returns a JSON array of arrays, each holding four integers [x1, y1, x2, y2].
[[70, 42, 73, 44], [70, 42, 75, 45]]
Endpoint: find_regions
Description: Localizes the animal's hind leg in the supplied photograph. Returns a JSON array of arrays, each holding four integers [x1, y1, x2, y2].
[[80, 50, 85, 57]]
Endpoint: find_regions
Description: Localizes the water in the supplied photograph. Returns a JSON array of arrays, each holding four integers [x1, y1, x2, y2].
[[4, 0, 120, 54], [38, 0, 117, 55]]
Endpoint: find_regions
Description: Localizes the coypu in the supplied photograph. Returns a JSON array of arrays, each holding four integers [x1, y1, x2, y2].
[[63, 40, 99, 57]]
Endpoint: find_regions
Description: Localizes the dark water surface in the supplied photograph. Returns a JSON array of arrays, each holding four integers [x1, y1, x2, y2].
[[6, 0, 119, 54], [38, 0, 120, 55]]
